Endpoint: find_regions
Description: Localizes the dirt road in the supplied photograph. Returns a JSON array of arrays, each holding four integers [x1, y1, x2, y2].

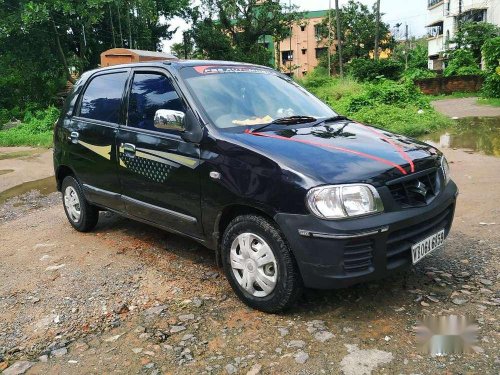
[[0, 146, 499, 375], [431, 97, 500, 118]]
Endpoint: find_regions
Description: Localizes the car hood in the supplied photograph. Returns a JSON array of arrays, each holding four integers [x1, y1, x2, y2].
[[228, 120, 441, 186]]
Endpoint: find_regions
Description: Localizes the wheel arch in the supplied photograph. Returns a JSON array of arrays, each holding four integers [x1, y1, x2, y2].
[[213, 203, 278, 267], [55, 165, 76, 191]]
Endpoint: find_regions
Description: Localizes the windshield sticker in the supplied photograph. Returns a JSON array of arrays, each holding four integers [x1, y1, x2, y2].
[[193, 66, 270, 75]]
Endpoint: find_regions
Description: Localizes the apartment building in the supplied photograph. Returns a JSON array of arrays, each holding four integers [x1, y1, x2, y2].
[[278, 10, 334, 78], [427, 0, 500, 70]]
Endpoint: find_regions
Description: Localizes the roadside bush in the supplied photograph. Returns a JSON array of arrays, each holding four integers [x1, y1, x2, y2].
[[352, 104, 451, 137], [0, 106, 59, 147], [347, 58, 404, 81], [444, 49, 482, 77], [482, 37, 500, 98], [346, 79, 430, 113], [299, 69, 451, 137], [402, 67, 437, 82]]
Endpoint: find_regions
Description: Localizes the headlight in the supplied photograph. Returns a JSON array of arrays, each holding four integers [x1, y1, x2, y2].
[[306, 184, 384, 219], [441, 156, 450, 184]]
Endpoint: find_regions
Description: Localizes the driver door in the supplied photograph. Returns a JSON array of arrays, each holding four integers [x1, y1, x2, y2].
[[116, 68, 203, 238]]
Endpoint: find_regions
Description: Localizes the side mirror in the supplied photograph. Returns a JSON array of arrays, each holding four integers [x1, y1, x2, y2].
[[154, 108, 203, 143], [154, 109, 185, 131]]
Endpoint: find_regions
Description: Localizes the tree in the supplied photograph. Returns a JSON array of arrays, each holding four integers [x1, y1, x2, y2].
[[443, 49, 482, 77], [452, 21, 500, 64], [188, 0, 300, 67], [319, 0, 395, 67], [0, 0, 189, 112]]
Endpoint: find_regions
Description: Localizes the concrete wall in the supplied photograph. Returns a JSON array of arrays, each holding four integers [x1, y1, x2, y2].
[[415, 75, 484, 95]]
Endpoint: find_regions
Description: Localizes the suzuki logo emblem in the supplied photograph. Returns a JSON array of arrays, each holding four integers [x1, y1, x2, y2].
[[410, 181, 428, 198]]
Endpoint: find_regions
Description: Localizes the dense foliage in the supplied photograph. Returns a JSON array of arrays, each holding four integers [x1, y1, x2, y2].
[[453, 21, 500, 63], [0, 0, 188, 114], [298, 70, 451, 137], [481, 37, 500, 98], [444, 49, 482, 77], [185, 0, 299, 66], [347, 58, 404, 82], [317, 0, 395, 72]]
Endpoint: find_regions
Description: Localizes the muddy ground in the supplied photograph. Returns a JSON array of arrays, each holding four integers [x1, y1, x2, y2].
[[0, 144, 499, 375]]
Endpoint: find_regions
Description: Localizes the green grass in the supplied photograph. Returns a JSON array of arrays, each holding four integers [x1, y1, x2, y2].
[[477, 97, 500, 107], [299, 71, 453, 137], [0, 106, 58, 147], [0, 129, 53, 147]]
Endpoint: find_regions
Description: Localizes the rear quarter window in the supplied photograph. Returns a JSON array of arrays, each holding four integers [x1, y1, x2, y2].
[[79, 72, 128, 124]]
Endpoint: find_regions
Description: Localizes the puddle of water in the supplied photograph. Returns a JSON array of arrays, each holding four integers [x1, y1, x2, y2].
[[0, 176, 57, 205], [420, 117, 500, 157], [0, 169, 14, 175], [0, 148, 45, 160]]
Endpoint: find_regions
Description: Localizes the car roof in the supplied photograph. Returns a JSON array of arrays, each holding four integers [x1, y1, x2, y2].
[[84, 59, 271, 75]]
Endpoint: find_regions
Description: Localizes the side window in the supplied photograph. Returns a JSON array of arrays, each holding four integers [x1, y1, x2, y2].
[[79, 72, 128, 124], [127, 72, 185, 132]]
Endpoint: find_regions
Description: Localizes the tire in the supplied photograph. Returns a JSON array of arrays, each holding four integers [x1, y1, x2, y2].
[[221, 214, 303, 313], [61, 176, 99, 232]]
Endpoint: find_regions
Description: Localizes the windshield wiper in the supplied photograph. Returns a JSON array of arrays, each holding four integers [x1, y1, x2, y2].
[[312, 115, 349, 127], [251, 116, 317, 132]]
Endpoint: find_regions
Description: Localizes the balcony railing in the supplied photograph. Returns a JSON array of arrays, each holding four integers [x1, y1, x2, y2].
[[428, 0, 443, 8]]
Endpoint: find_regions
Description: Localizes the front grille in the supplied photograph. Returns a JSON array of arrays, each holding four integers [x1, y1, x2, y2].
[[387, 168, 441, 208], [343, 239, 374, 274], [386, 205, 453, 269]]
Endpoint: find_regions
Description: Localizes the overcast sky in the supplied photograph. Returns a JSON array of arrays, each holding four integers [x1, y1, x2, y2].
[[161, 0, 428, 53]]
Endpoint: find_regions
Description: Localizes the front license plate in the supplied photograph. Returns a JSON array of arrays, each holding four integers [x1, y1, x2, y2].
[[411, 229, 445, 264]]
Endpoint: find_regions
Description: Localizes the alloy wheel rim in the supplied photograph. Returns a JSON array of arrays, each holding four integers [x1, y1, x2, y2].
[[230, 233, 278, 297], [64, 186, 81, 223]]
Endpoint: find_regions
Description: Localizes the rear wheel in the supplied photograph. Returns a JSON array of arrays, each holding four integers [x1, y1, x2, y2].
[[61, 176, 99, 232], [221, 214, 302, 313]]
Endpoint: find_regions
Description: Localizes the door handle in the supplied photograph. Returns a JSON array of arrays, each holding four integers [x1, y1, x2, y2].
[[121, 143, 136, 157], [68, 131, 79, 144]]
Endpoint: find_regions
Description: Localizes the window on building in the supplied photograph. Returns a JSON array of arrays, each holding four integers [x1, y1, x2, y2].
[[79, 72, 128, 124], [315, 47, 327, 59], [428, 0, 443, 8], [460, 9, 487, 23], [127, 73, 185, 132], [427, 21, 444, 38], [300, 25, 306, 32], [281, 51, 293, 64], [301, 49, 307, 55], [314, 24, 326, 39]]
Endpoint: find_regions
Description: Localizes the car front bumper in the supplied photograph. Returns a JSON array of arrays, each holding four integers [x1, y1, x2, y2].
[[274, 180, 458, 289]]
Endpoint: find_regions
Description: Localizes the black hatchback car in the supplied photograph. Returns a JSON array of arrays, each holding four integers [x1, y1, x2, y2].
[[54, 60, 458, 312]]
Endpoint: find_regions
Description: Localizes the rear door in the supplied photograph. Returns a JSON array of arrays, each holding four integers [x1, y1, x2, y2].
[[116, 68, 203, 237], [66, 69, 129, 209]]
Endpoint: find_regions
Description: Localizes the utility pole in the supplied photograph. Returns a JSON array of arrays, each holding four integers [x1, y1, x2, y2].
[[335, 0, 343, 77], [374, 0, 380, 60], [458, 0, 463, 47], [328, 0, 332, 76]]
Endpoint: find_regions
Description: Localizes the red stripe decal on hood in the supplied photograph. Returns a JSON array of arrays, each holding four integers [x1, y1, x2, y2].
[[245, 130, 407, 175], [360, 124, 415, 173]]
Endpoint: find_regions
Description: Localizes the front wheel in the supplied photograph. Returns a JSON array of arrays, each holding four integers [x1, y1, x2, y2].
[[61, 176, 99, 232], [221, 215, 302, 313]]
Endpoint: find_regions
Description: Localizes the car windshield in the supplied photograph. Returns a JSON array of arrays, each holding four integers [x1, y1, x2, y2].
[[180, 66, 337, 131]]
